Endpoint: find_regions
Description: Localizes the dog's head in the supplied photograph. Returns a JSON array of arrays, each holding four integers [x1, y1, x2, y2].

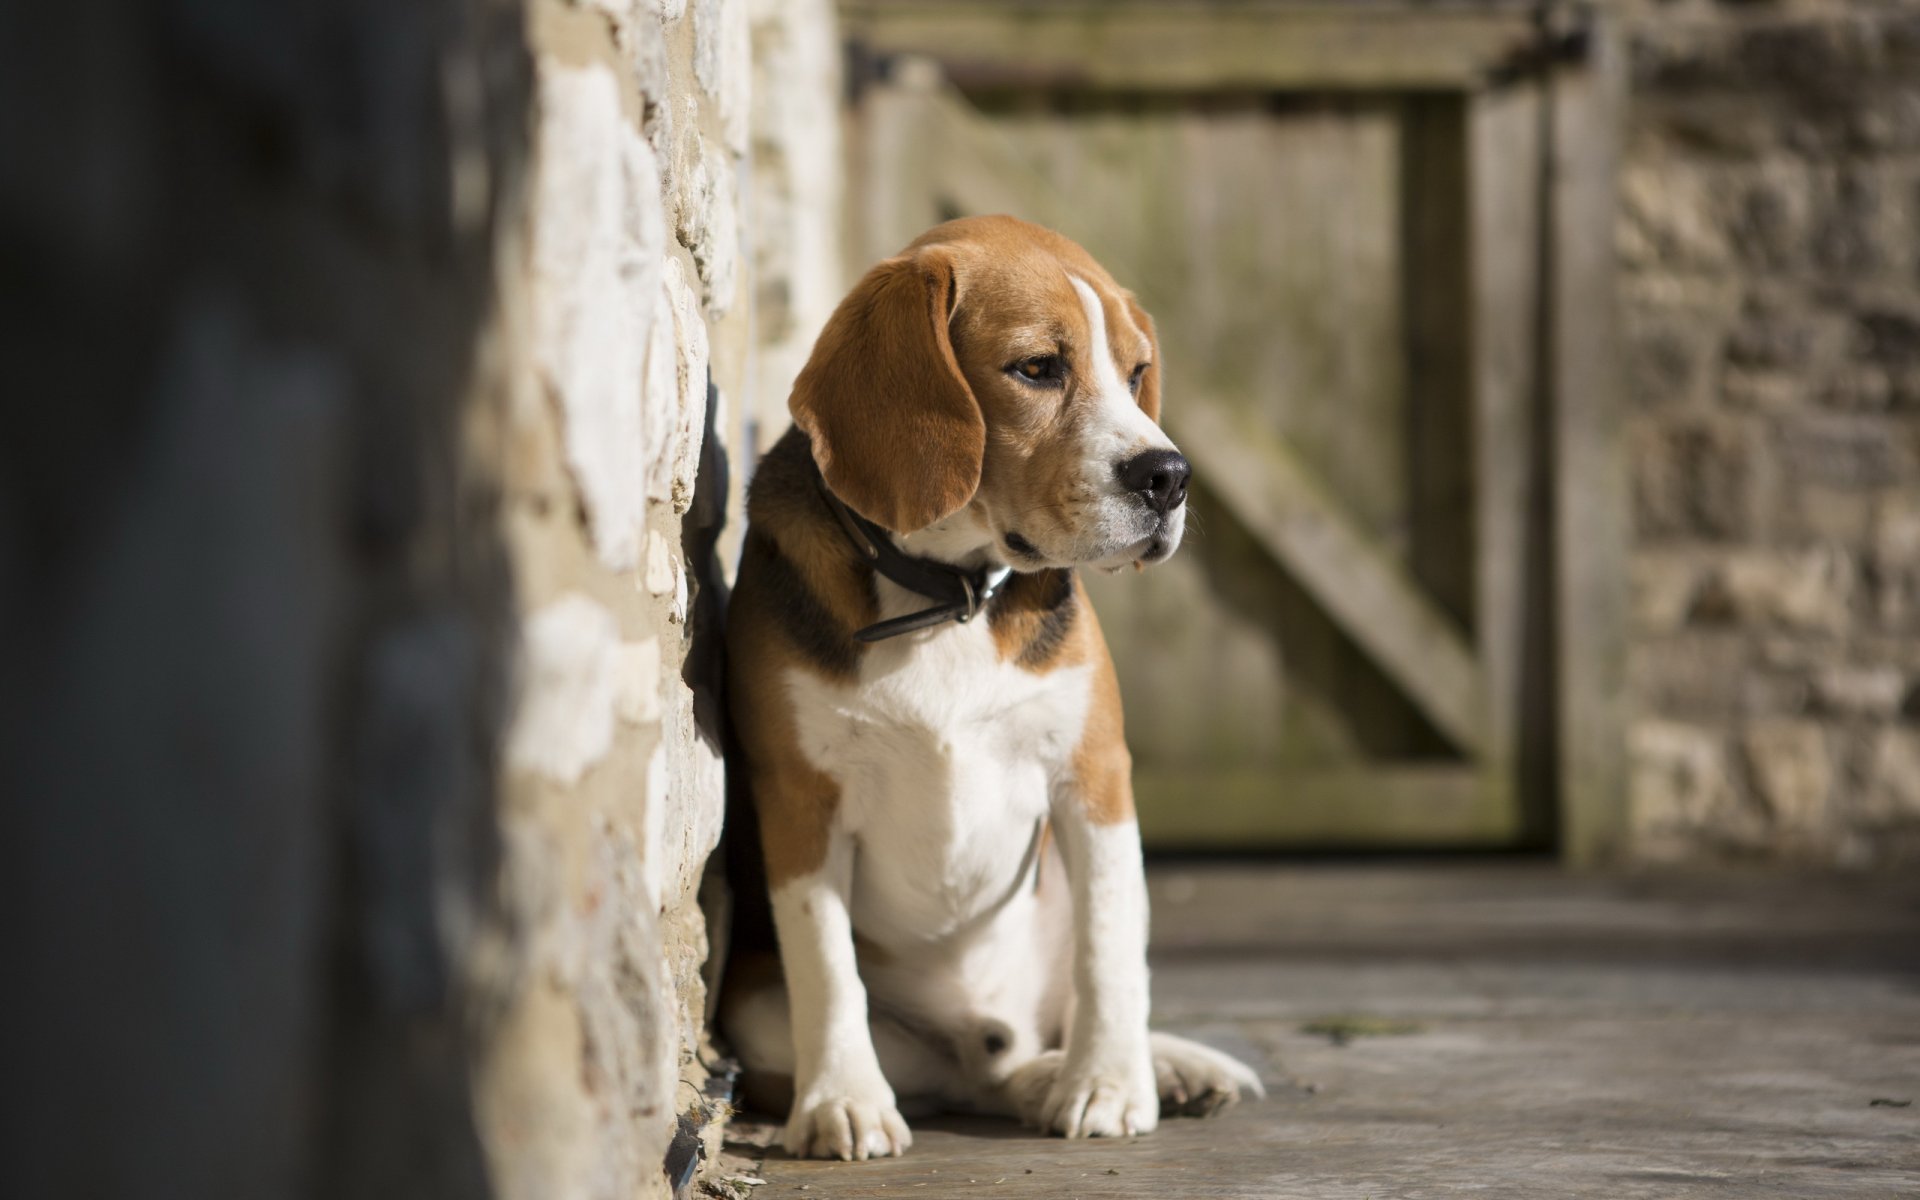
[[791, 215, 1188, 571]]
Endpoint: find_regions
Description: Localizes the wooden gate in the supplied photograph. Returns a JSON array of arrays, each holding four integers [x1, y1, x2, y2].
[[841, 1, 1628, 860]]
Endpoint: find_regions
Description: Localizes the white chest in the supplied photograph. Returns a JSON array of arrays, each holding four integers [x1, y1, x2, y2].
[[783, 609, 1090, 943]]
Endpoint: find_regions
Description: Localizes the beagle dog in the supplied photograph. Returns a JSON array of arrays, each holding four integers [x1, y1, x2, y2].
[[720, 216, 1262, 1161]]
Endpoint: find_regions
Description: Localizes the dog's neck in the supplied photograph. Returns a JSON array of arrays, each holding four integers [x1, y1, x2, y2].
[[888, 507, 1008, 573]]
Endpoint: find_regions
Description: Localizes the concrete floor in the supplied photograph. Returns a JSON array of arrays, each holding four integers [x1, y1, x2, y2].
[[716, 864, 1920, 1199]]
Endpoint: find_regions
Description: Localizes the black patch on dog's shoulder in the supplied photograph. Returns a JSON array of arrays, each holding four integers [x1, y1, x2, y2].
[[990, 568, 1077, 669], [743, 528, 863, 680]]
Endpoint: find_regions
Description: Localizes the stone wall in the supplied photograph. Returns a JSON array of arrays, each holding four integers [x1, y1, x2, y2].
[[0, 0, 836, 1197], [1619, 0, 1920, 865]]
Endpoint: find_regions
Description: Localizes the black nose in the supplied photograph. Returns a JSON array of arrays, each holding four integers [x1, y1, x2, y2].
[[1116, 449, 1191, 514]]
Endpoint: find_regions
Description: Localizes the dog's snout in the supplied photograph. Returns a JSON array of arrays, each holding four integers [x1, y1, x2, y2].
[[1117, 449, 1191, 514]]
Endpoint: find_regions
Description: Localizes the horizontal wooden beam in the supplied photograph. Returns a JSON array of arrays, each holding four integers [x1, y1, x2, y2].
[[1171, 399, 1491, 758], [841, 0, 1545, 92], [1135, 765, 1516, 847]]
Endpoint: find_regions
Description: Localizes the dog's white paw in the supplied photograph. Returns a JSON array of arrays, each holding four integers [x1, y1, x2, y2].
[[1151, 1031, 1266, 1117], [1033, 1050, 1159, 1139], [783, 1081, 913, 1161]]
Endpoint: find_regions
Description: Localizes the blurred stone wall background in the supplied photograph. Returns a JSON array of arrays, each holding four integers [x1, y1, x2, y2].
[[1619, 0, 1920, 866], [0, 0, 834, 1196]]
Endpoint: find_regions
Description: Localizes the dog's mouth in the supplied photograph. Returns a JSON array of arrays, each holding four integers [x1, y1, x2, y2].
[[1003, 530, 1045, 562], [1002, 518, 1181, 572]]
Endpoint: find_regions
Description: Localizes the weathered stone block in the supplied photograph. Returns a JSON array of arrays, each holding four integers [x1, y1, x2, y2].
[[1775, 481, 1879, 545], [1819, 366, 1895, 412], [695, 0, 751, 156], [1810, 664, 1908, 718], [646, 256, 712, 511], [1627, 317, 1710, 410], [1629, 719, 1751, 857], [1811, 169, 1910, 277], [1721, 367, 1803, 413], [1619, 160, 1737, 275], [1845, 87, 1920, 150], [1725, 290, 1842, 375], [1631, 416, 1755, 541], [1781, 413, 1914, 490], [505, 594, 659, 786], [1631, 552, 1706, 633], [1629, 633, 1749, 717], [1730, 162, 1814, 273], [1640, 94, 1783, 159], [671, 130, 741, 316], [1706, 545, 1857, 634], [1742, 719, 1833, 834], [1863, 728, 1920, 822], [531, 62, 666, 573], [1869, 489, 1920, 626]]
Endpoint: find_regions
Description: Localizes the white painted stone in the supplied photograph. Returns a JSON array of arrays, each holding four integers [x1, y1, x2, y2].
[[644, 530, 676, 597], [670, 99, 707, 242], [580, 0, 634, 21], [615, 636, 663, 724], [654, 677, 727, 909], [656, 0, 687, 20], [669, 130, 739, 316], [623, 3, 676, 158], [642, 529, 688, 624], [698, 151, 740, 313], [506, 593, 626, 785], [694, 0, 751, 156], [641, 746, 670, 911], [646, 256, 710, 510], [530, 62, 665, 573]]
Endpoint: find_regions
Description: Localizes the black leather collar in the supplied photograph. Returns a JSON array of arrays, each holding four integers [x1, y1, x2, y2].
[[811, 462, 1010, 643]]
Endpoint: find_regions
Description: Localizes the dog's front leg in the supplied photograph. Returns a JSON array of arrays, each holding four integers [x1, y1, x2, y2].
[[770, 831, 912, 1161], [1041, 744, 1159, 1139]]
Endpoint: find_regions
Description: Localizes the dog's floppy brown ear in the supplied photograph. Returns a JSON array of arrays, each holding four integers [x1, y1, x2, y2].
[[1125, 296, 1163, 423], [790, 247, 983, 534]]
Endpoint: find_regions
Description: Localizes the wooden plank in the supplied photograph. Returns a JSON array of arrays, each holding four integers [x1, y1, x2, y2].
[[1468, 82, 1548, 837], [1173, 398, 1490, 758], [841, 0, 1545, 93], [1403, 96, 1476, 633], [1546, 8, 1629, 864], [1134, 765, 1517, 848]]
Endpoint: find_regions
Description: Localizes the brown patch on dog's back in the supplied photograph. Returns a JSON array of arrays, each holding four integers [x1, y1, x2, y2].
[[728, 429, 883, 885], [728, 611, 845, 886]]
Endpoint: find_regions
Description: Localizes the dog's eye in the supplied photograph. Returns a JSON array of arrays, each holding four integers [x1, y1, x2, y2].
[[1009, 355, 1065, 387], [1129, 363, 1150, 395]]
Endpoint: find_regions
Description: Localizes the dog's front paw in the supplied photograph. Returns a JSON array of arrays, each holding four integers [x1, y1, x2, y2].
[[783, 1081, 913, 1161], [1035, 1050, 1159, 1139]]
